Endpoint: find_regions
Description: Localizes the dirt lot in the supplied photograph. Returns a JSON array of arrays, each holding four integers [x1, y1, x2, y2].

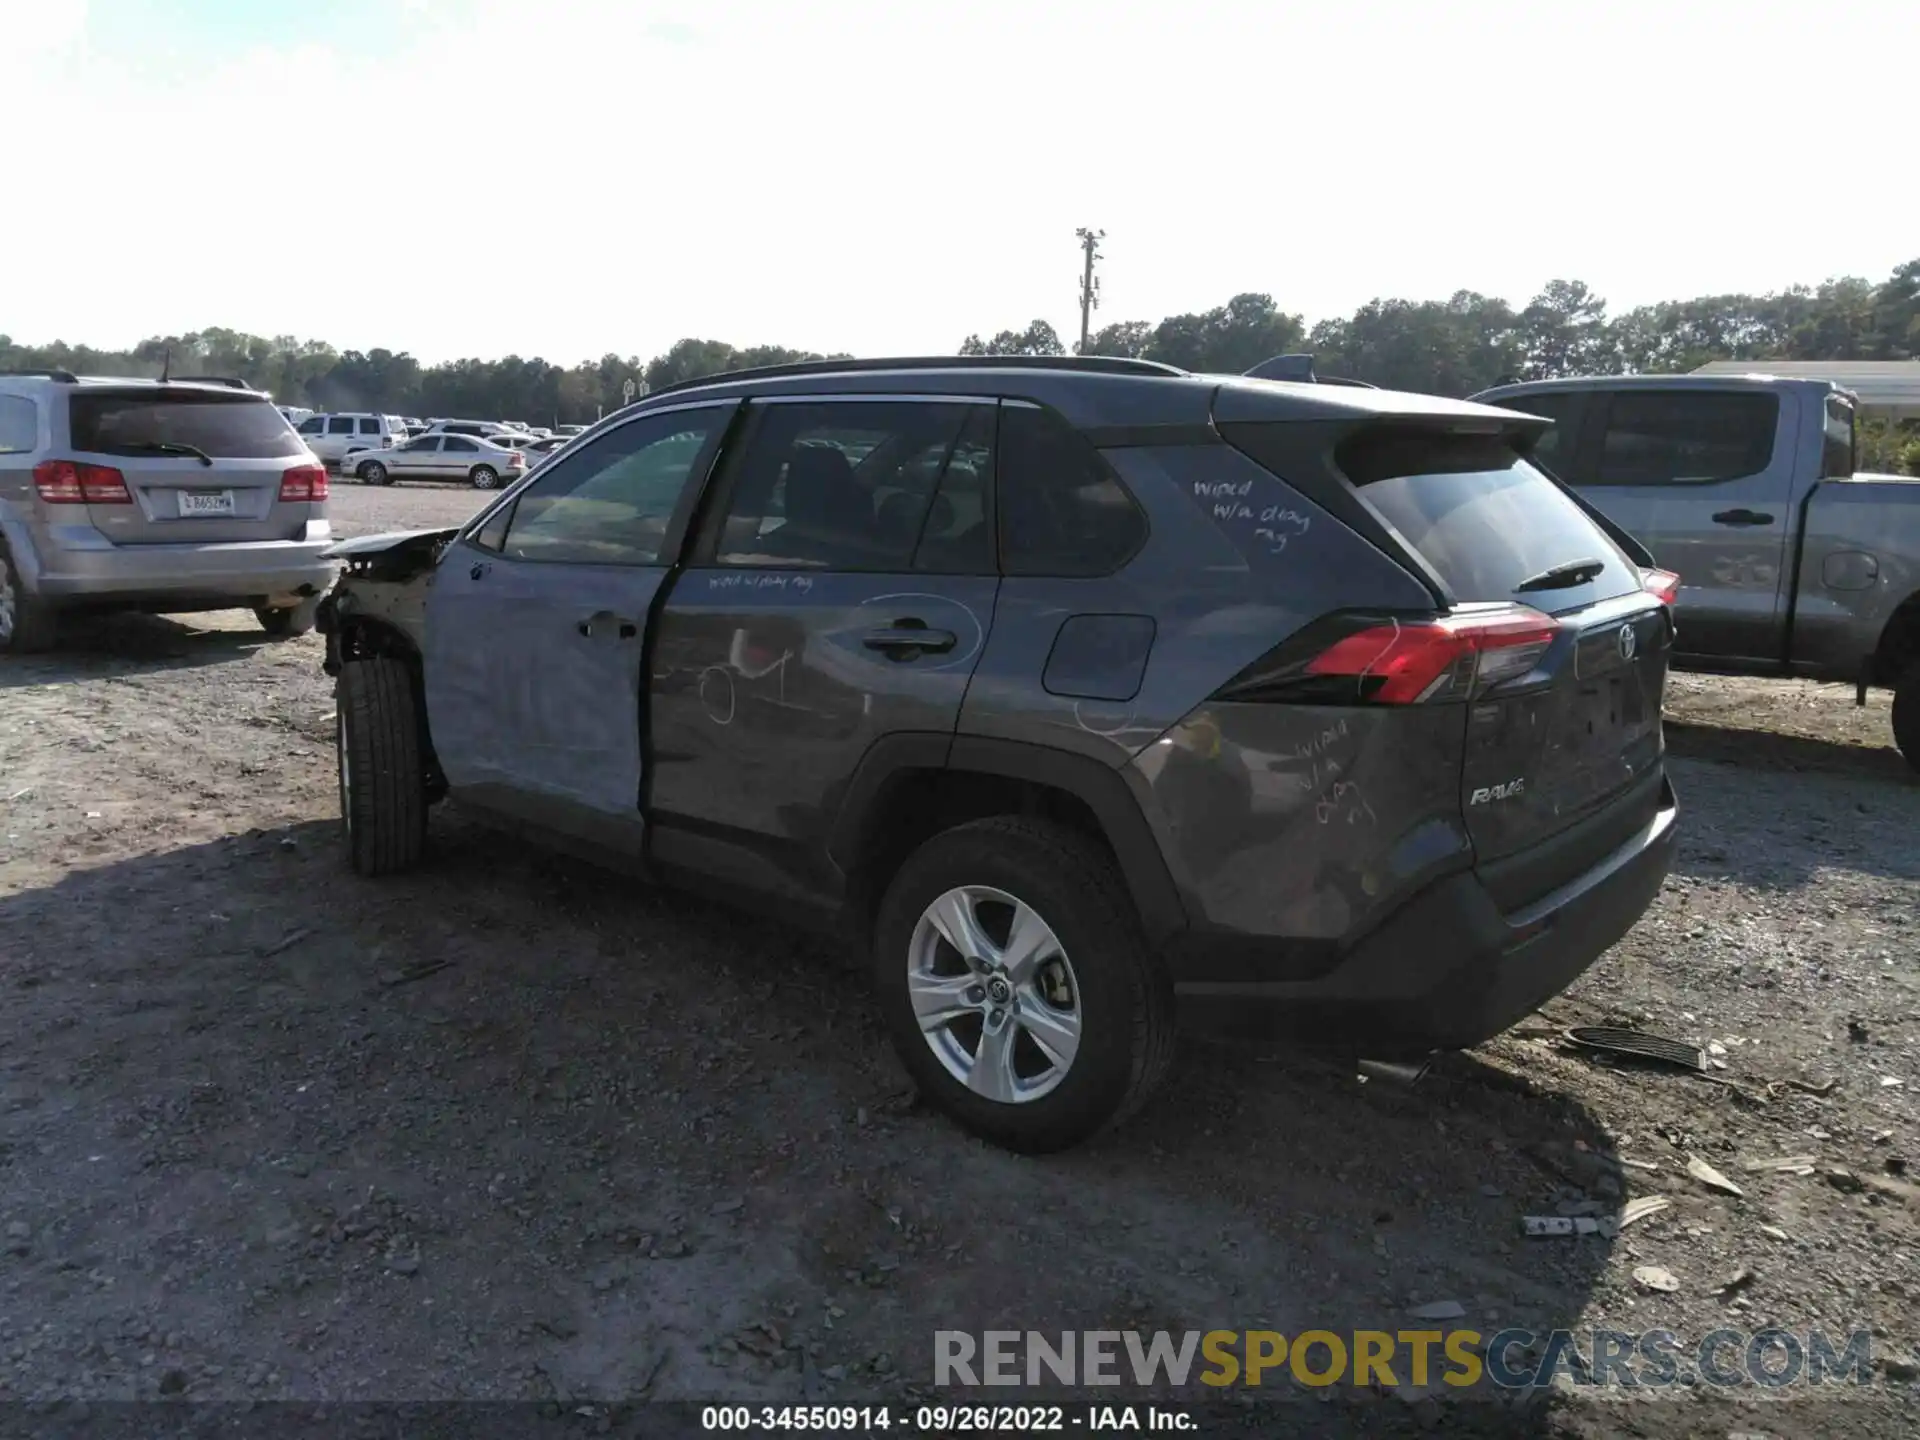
[[2, 481, 1916, 1436]]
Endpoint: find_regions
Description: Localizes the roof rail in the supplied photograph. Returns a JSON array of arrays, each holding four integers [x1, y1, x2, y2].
[[643, 353, 1188, 401], [1243, 353, 1379, 389], [169, 375, 260, 390], [0, 367, 78, 383]]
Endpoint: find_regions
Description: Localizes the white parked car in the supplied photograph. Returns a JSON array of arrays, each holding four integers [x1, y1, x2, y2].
[[295, 412, 408, 465], [425, 418, 520, 442], [342, 433, 528, 489]]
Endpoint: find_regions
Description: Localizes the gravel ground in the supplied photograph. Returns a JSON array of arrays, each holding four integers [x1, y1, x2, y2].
[[0, 483, 1915, 1436]]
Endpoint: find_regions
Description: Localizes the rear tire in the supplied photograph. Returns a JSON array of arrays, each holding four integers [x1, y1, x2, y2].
[[0, 541, 57, 654], [255, 596, 320, 639], [357, 460, 388, 486], [1893, 664, 1920, 773], [871, 816, 1176, 1153], [336, 657, 427, 876], [470, 466, 499, 489]]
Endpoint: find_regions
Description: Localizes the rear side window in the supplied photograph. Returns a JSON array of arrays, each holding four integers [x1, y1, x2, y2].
[[69, 393, 304, 459], [327, 416, 355, 435], [713, 400, 984, 571], [357, 417, 382, 434], [444, 437, 477, 453], [1340, 431, 1639, 612], [1594, 390, 1778, 485], [0, 395, 37, 454], [997, 403, 1146, 577]]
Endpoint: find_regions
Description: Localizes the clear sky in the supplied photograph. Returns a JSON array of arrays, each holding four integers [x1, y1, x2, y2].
[[13, 0, 1918, 364]]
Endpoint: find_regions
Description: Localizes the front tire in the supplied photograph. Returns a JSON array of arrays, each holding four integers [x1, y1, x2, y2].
[[1894, 663, 1920, 773], [469, 466, 499, 489], [357, 460, 388, 486], [872, 817, 1176, 1153], [336, 657, 427, 876], [0, 541, 58, 654]]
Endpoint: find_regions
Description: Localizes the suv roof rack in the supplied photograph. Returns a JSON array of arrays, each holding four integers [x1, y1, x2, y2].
[[0, 367, 78, 383], [1243, 353, 1379, 389], [167, 375, 260, 390], [644, 353, 1189, 401]]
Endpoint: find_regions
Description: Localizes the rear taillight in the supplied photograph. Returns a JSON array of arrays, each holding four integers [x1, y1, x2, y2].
[[1641, 568, 1680, 607], [1302, 609, 1557, 704], [33, 460, 130, 505], [279, 464, 329, 502]]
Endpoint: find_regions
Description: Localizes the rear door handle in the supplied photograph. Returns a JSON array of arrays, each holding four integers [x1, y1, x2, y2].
[[863, 623, 956, 657], [1712, 509, 1774, 527], [578, 612, 639, 639]]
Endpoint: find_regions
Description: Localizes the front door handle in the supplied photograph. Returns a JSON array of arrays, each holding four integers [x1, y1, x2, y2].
[[578, 612, 639, 639], [863, 622, 956, 657], [1712, 509, 1774, 527]]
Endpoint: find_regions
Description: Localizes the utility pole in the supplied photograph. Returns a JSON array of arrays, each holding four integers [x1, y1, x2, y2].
[[1076, 227, 1105, 354]]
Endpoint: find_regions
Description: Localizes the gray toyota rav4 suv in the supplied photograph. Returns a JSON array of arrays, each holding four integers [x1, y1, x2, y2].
[[0, 371, 335, 651], [317, 355, 1681, 1151]]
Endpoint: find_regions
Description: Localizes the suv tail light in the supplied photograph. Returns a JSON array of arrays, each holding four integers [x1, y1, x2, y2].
[[1218, 606, 1559, 707], [279, 464, 330, 502], [1641, 568, 1680, 607], [33, 460, 131, 505]]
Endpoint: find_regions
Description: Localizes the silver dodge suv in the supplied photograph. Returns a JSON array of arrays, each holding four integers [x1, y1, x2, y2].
[[0, 370, 337, 652]]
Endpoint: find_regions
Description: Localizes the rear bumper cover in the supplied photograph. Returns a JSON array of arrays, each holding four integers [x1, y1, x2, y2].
[[32, 537, 338, 603], [1173, 777, 1679, 1052]]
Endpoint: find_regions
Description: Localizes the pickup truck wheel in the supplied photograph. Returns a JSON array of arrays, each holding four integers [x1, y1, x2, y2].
[[336, 657, 427, 876], [0, 541, 58, 654], [1894, 665, 1920, 773], [871, 816, 1176, 1154], [255, 596, 320, 639]]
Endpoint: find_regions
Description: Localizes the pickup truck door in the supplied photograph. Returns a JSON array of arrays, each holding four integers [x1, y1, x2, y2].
[[1573, 387, 1795, 663], [419, 402, 737, 850]]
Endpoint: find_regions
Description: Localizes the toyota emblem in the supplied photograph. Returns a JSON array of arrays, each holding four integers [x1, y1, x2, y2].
[[1617, 624, 1637, 662]]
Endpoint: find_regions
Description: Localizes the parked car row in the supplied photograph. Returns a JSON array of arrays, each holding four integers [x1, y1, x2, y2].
[[292, 413, 587, 477]]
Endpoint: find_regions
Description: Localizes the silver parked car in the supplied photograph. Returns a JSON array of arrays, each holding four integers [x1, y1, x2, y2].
[[0, 371, 335, 652], [344, 433, 529, 489]]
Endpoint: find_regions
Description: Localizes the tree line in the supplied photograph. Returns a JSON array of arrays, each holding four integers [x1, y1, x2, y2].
[[5, 258, 1915, 467]]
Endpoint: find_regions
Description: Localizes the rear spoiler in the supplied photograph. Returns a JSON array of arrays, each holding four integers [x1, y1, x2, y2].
[[1244, 354, 1379, 389]]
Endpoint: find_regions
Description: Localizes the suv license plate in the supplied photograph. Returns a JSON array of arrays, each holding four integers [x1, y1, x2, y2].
[[178, 490, 235, 517]]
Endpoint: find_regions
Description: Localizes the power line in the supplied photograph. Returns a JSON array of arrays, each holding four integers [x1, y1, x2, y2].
[[1076, 228, 1105, 354]]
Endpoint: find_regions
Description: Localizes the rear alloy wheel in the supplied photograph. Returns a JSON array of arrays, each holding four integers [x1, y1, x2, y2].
[[357, 460, 388, 486], [256, 596, 321, 639], [0, 542, 57, 654], [336, 657, 427, 876], [469, 466, 499, 489], [872, 817, 1176, 1153], [1894, 663, 1920, 773]]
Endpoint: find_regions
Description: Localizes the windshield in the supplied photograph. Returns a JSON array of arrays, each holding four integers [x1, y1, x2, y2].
[[68, 392, 305, 459], [1339, 431, 1640, 613]]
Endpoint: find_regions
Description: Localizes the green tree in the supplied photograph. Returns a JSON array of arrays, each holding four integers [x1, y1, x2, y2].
[[958, 321, 1066, 356]]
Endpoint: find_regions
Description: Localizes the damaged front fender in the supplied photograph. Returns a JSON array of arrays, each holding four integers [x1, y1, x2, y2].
[[317, 527, 455, 674]]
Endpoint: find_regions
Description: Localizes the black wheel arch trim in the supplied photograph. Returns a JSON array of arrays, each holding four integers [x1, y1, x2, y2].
[[826, 732, 1189, 944]]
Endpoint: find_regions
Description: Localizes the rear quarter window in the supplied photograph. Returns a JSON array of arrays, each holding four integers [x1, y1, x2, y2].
[[68, 393, 304, 459], [1339, 430, 1640, 613], [0, 395, 38, 454]]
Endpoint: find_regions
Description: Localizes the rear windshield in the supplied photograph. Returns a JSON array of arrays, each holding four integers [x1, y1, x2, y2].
[[69, 392, 304, 459], [1339, 431, 1639, 612]]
